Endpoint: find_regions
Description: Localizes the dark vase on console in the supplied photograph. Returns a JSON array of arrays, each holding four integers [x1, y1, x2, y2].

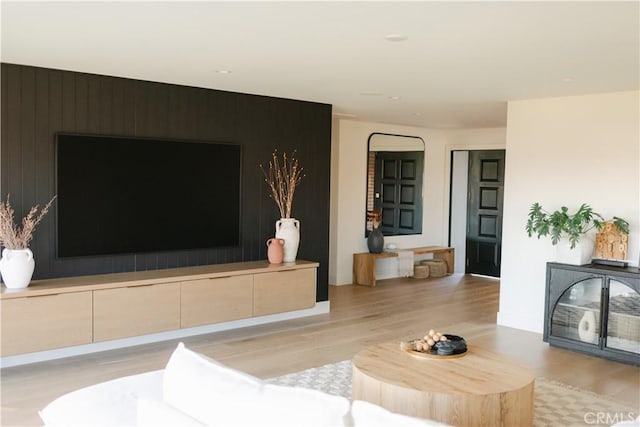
[[367, 227, 384, 253]]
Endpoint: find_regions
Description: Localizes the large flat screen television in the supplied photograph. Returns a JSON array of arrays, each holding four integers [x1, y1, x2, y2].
[[56, 133, 242, 258]]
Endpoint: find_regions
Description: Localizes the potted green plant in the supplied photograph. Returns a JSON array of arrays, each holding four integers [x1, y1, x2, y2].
[[525, 202, 629, 265]]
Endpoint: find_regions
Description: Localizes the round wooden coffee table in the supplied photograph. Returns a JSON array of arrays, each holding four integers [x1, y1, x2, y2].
[[352, 341, 535, 427]]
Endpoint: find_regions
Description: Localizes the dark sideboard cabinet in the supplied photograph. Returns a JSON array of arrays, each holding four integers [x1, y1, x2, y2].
[[544, 262, 640, 365]]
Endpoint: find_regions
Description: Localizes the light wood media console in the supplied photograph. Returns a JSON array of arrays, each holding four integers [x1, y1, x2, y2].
[[1, 260, 319, 361]]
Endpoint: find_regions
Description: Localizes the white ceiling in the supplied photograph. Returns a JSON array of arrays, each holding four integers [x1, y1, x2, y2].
[[2, 1, 639, 129]]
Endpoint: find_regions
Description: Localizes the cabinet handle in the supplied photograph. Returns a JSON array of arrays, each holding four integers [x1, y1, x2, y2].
[[126, 283, 155, 288], [24, 293, 60, 299]]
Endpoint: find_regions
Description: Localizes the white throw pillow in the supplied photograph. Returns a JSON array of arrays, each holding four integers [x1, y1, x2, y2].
[[136, 398, 205, 427], [163, 343, 351, 427], [351, 400, 449, 427], [163, 342, 264, 425]]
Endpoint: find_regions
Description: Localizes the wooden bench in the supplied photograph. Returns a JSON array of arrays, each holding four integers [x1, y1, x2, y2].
[[352, 246, 454, 287]]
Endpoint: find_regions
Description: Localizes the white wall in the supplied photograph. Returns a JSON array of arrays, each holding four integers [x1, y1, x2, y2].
[[330, 120, 447, 285], [444, 128, 507, 149], [329, 120, 507, 285], [450, 151, 469, 273], [498, 91, 640, 333]]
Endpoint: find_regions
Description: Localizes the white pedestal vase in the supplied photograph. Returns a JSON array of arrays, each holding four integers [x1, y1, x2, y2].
[[556, 236, 594, 265], [578, 310, 599, 344], [275, 218, 300, 263], [0, 248, 35, 289]]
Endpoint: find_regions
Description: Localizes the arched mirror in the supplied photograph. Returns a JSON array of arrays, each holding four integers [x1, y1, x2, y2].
[[366, 133, 425, 237]]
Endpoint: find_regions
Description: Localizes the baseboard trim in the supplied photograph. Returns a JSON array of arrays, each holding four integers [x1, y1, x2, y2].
[[496, 309, 542, 334], [0, 301, 330, 368]]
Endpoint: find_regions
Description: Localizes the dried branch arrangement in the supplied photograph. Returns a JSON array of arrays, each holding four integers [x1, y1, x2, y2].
[[367, 209, 382, 229], [260, 150, 304, 219], [0, 195, 56, 249]]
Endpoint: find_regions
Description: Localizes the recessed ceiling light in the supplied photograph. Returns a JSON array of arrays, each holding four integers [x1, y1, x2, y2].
[[216, 70, 232, 74], [562, 77, 574, 83], [388, 96, 401, 100], [385, 34, 408, 42]]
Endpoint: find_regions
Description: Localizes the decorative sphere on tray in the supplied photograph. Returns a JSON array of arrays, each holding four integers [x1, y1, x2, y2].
[[401, 330, 467, 356]]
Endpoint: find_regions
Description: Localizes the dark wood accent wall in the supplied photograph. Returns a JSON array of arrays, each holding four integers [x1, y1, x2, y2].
[[0, 63, 332, 301]]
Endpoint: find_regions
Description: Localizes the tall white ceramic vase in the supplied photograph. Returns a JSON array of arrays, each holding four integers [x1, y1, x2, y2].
[[275, 218, 300, 263], [0, 248, 35, 289]]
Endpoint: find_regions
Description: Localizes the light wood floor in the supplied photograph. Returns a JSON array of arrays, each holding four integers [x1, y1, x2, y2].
[[1, 274, 639, 426]]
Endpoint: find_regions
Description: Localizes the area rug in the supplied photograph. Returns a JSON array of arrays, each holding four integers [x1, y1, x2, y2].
[[267, 360, 639, 427]]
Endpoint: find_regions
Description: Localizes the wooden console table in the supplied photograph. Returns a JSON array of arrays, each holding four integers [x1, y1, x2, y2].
[[352, 246, 454, 287]]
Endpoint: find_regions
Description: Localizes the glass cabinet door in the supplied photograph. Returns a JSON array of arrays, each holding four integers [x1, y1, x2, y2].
[[605, 280, 640, 354], [551, 278, 602, 344]]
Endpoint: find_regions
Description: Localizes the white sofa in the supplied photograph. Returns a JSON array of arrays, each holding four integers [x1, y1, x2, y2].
[[40, 343, 447, 427]]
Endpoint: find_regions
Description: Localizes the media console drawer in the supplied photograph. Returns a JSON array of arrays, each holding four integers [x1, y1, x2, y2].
[[0, 292, 92, 356], [181, 276, 254, 328], [93, 282, 181, 342], [253, 269, 316, 316]]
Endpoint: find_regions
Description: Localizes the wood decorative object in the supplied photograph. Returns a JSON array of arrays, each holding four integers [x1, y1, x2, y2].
[[595, 223, 628, 260], [352, 341, 535, 427]]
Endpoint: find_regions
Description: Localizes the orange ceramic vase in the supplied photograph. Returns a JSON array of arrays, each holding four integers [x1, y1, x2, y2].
[[266, 238, 285, 264]]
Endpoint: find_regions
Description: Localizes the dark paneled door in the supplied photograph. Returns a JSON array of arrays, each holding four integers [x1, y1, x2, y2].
[[466, 150, 505, 277], [374, 152, 423, 235]]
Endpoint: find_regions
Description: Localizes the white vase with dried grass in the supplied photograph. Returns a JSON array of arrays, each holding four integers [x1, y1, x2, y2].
[[275, 218, 300, 263], [0, 195, 55, 289], [261, 150, 304, 263]]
